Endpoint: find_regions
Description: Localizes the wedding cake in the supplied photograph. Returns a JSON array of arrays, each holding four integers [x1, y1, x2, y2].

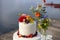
[[13, 3, 53, 40], [13, 14, 41, 40]]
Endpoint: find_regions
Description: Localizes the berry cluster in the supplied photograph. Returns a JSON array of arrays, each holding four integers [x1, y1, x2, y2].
[[18, 14, 34, 24], [17, 31, 37, 38]]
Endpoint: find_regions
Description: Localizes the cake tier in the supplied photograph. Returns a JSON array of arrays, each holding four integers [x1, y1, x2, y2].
[[13, 31, 52, 40], [13, 31, 41, 40], [19, 21, 36, 36]]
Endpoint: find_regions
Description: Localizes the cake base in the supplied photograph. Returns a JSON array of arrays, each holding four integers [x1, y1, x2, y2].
[[13, 31, 41, 40], [13, 31, 52, 40]]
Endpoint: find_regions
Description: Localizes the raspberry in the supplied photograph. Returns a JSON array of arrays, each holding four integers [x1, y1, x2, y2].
[[29, 34, 33, 38], [17, 31, 19, 35], [18, 34, 22, 37]]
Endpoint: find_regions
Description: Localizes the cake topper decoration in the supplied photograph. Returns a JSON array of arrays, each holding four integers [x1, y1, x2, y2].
[[18, 14, 34, 24]]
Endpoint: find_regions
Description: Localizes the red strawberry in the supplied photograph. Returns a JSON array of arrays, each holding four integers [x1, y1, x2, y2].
[[18, 16, 26, 22]]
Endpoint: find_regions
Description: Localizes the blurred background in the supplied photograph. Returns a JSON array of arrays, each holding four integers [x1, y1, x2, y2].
[[0, 0, 60, 40]]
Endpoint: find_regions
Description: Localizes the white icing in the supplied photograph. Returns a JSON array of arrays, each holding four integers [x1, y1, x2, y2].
[[13, 31, 41, 40], [19, 21, 36, 36]]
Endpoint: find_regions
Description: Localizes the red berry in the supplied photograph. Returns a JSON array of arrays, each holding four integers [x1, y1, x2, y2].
[[17, 31, 19, 35], [29, 34, 33, 38], [25, 19, 30, 24], [18, 34, 22, 37], [18, 16, 26, 22]]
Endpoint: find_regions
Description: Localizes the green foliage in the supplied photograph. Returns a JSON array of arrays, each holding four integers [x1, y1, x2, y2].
[[30, 4, 49, 32]]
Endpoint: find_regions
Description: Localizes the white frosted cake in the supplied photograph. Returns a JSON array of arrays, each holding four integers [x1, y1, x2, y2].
[[13, 14, 41, 40], [19, 21, 36, 36]]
